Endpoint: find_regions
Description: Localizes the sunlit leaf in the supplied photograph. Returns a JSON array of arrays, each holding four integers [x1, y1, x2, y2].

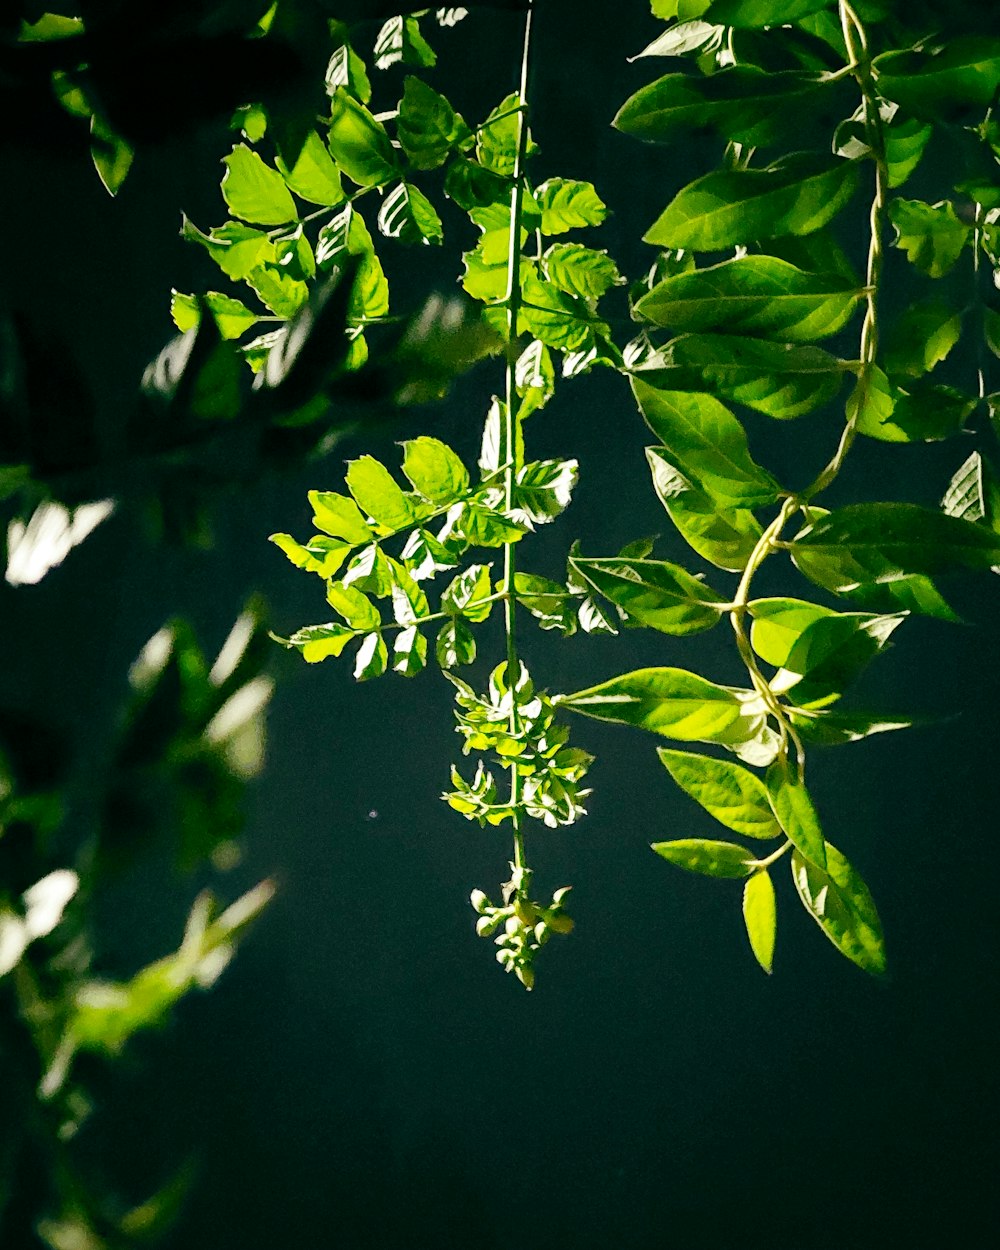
[[792, 503, 1000, 585], [766, 759, 825, 868], [647, 448, 762, 571], [378, 182, 444, 245], [327, 89, 398, 187], [276, 131, 344, 206], [345, 456, 415, 531], [645, 154, 859, 250], [651, 837, 756, 878], [657, 748, 782, 838], [393, 624, 428, 675], [742, 869, 776, 973], [559, 667, 745, 743], [633, 378, 779, 505], [570, 555, 724, 635], [536, 178, 608, 234], [222, 144, 297, 226], [354, 632, 388, 680], [436, 617, 477, 667], [635, 255, 863, 343], [614, 67, 847, 148], [889, 199, 970, 278], [398, 75, 472, 169], [874, 37, 1000, 122], [636, 333, 846, 419], [791, 843, 886, 975]]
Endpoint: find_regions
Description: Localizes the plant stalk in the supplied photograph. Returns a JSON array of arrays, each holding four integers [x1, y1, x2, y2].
[[502, 0, 534, 880]]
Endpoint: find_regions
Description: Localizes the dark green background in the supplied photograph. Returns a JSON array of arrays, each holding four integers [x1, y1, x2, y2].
[[3, 3, 999, 1246]]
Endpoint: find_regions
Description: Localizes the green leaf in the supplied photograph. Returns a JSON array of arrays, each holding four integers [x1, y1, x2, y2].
[[393, 625, 427, 676], [456, 504, 526, 547], [170, 291, 258, 340], [864, 382, 976, 444], [326, 581, 380, 631], [518, 275, 595, 352], [373, 15, 437, 70], [536, 178, 608, 234], [315, 205, 389, 323], [397, 75, 472, 170], [233, 102, 268, 142], [512, 459, 579, 526], [791, 843, 886, 975], [742, 870, 776, 973], [942, 450, 1000, 527], [308, 490, 374, 544], [443, 157, 510, 210], [441, 563, 494, 622], [789, 707, 915, 746], [771, 610, 905, 707], [543, 243, 623, 301], [889, 199, 970, 278], [354, 632, 388, 681], [637, 334, 845, 419], [477, 92, 525, 176], [91, 118, 133, 195], [345, 457, 415, 531], [401, 437, 469, 503], [276, 130, 344, 207], [651, 838, 756, 878], [748, 597, 837, 666], [558, 667, 745, 742], [512, 573, 577, 634], [246, 263, 308, 318], [884, 300, 962, 378], [342, 543, 394, 597], [325, 34, 371, 103], [632, 20, 725, 60], [436, 617, 476, 668], [635, 255, 863, 343], [180, 218, 276, 281], [703, 0, 833, 27], [515, 340, 556, 417], [378, 181, 444, 245], [269, 532, 350, 578], [766, 760, 825, 868], [884, 116, 933, 189], [633, 378, 779, 506], [647, 448, 762, 571], [221, 144, 297, 226], [284, 623, 358, 662], [327, 89, 398, 187], [570, 555, 724, 635], [645, 154, 859, 250], [388, 559, 430, 624], [460, 238, 509, 301], [792, 503, 1000, 586], [614, 67, 844, 148], [657, 748, 782, 838], [874, 37, 1000, 122]]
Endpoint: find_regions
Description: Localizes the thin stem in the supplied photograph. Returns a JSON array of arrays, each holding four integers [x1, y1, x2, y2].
[[381, 592, 508, 635], [729, 496, 806, 771], [502, 0, 534, 883], [753, 839, 793, 871], [800, 1, 888, 503]]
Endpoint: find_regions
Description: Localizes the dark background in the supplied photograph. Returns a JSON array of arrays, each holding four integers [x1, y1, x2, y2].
[[3, 2, 999, 1247]]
